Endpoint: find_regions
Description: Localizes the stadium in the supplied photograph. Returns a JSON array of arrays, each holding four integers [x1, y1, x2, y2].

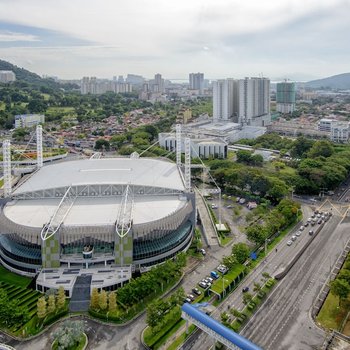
[[0, 146, 195, 294]]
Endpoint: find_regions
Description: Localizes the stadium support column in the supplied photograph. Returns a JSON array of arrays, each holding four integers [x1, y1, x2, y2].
[[2, 140, 11, 198], [176, 124, 181, 166], [36, 125, 43, 168], [41, 232, 61, 268], [184, 137, 191, 191], [114, 230, 133, 266]]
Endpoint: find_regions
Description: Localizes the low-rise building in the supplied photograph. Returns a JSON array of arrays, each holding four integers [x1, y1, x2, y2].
[[15, 114, 45, 128]]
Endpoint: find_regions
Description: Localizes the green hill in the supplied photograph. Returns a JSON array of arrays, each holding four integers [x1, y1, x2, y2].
[[305, 73, 350, 90], [0, 59, 78, 91]]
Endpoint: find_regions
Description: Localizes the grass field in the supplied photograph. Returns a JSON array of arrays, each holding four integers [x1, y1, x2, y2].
[[0, 265, 32, 287]]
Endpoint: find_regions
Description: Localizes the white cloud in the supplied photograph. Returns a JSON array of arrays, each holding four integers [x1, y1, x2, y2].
[[0, 31, 40, 42], [0, 0, 349, 79]]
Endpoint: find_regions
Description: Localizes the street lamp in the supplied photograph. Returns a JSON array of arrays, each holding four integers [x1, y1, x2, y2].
[[222, 278, 229, 299]]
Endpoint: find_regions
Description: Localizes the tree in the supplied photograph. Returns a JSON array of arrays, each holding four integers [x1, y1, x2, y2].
[[330, 279, 350, 306], [222, 255, 237, 269], [246, 225, 268, 245], [108, 292, 117, 312], [236, 150, 253, 164], [232, 243, 250, 264], [57, 286, 66, 310], [242, 292, 253, 305], [262, 272, 271, 281], [253, 282, 262, 294], [99, 290, 108, 310], [90, 288, 99, 310], [48, 294, 56, 314], [308, 140, 334, 158], [53, 320, 85, 349], [37, 296, 47, 319], [94, 139, 110, 151]]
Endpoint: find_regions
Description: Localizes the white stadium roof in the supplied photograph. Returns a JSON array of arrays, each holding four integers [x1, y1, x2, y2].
[[13, 158, 185, 194], [4, 196, 186, 228]]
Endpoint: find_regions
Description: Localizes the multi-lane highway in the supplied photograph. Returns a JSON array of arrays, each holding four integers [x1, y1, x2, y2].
[[185, 211, 347, 350]]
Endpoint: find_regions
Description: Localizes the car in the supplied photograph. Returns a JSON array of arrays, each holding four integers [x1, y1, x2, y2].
[[236, 197, 241, 203], [299, 226, 305, 231], [199, 281, 208, 289], [311, 220, 316, 226], [296, 231, 301, 237], [207, 277, 214, 283], [311, 214, 315, 218], [309, 230, 314, 235], [227, 205, 233, 209], [291, 235, 297, 241], [203, 278, 210, 284], [211, 204, 218, 209], [314, 210, 319, 215], [242, 287, 249, 293], [304, 222, 309, 227], [217, 264, 228, 274], [187, 294, 195, 301], [317, 213, 321, 218], [192, 288, 201, 296], [307, 218, 312, 223], [184, 297, 192, 303], [239, 198, 246, 204], [200, 248, 206, 256], [287, 240, 293, 246], [210, 271, 220, 279], [318, 219, 323, 224], [310, 198, 317, 202]]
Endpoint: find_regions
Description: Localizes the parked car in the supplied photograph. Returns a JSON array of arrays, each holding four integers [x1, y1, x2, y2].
[[304, 222, 309, 227], [309, 230, 314, 236], [207, 277, 214, 283], [187, 294, 195, 301], [296, 231, 301, 237], [287, 240, 293, 246], [299, 226, 305, 231], [199, 281, 208, 289], [318, 219, 323, 224], [227, 205, 233, 209], [291, 235, 297, 241], [211, 204, 218, 209], [242, 287, 249, 293], [184, 297, 192, 303], [200, 248, 206, 256], [192, 288, 201, 296], [217, 265, 228, 274], [211, 271, 220, 279]]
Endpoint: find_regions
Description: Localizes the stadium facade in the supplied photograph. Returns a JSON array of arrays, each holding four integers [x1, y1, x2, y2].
[[0, 155, 195, 292]]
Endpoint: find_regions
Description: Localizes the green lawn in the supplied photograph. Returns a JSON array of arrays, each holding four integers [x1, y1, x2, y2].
[[317, 293, 346, 330], [0, 265, 32, 287]]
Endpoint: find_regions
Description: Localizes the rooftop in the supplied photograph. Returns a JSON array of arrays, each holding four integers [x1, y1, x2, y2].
[[13, 157, 185, 195]]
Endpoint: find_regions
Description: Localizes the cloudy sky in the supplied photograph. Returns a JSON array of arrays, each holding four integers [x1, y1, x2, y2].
[[0, 0, 349, 81]]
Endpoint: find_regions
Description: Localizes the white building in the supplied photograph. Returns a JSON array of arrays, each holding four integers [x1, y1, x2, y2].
[[238, 77, 270, 127], [158, 132, 228, 159], [318, 118, 333, 132], [330, 121, 349, 143], [189, 73, 204, 94], [81, 77, 132, 95], [212, 77, 270, 127], [0, 70, 16, 83], [154, 73, 165, 93], [212, 79, 237, 122], [15, 114, 45, 129]]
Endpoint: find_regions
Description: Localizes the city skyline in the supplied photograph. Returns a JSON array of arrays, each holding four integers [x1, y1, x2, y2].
[[0, 0, 349, 81]]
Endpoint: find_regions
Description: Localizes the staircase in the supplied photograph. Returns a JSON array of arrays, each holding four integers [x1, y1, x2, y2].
[[69, 274, 92, 312]]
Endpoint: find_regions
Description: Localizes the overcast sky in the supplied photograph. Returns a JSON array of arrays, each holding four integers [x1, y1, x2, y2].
[[0, 0, 349, 81]]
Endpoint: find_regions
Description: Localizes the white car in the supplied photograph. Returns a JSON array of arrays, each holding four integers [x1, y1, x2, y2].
[[291, 235, 297, 241], [287, 240, 293, 246], [296, 231, 301, 237], [299, 226, 304, 231]]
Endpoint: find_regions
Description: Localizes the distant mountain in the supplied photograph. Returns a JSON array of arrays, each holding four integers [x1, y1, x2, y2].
[[0, 59, 78, 91], [305, 73, 350, 90]]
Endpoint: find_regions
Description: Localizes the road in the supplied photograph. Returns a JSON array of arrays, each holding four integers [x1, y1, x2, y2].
[[241, 214, 348, 350], [186, 211, 345, 350]]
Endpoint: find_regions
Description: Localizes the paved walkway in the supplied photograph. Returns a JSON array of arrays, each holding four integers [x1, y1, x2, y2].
[[195, 189, 219, 247]]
